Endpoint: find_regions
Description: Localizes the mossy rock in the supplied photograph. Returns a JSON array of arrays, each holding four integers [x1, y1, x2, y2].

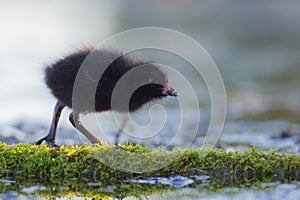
[[1, 142, 300, 180], [1, 142, 300, 198]]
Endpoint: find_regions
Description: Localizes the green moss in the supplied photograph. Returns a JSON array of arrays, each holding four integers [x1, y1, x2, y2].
[[1, 142, 300, 179], [1, 142, 300, 198]]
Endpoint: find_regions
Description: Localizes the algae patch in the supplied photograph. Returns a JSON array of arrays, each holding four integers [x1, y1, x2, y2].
[[1, 142, 300, 181], [1, 142, 300, 198]]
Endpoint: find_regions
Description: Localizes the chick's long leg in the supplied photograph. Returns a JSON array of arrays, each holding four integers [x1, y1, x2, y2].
[[115, 115, 128, 145], [35, 101, 65, 148], [69, 112, 102, 144]]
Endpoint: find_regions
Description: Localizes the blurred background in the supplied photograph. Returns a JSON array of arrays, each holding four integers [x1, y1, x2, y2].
[[0, 0, 299, 149]]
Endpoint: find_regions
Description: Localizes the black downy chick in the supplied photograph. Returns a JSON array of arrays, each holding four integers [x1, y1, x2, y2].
[[35, 48, 178, 148]]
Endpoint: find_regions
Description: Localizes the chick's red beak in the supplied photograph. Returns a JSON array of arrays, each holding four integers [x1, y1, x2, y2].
[[162, 83, 179, 97]]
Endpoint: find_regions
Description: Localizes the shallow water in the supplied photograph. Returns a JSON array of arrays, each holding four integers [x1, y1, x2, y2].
[[1, 175, 300, 200], [0, 0, 300, 199]]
